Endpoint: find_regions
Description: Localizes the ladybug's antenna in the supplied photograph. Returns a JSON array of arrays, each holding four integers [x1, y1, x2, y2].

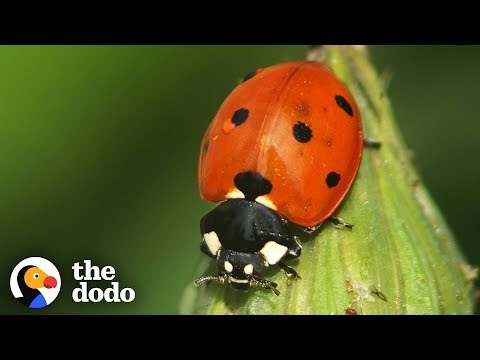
[[194, 275, 226, 287]]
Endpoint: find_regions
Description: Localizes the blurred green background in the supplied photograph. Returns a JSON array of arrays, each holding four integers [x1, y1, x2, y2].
[[0, 46, 478, 314]]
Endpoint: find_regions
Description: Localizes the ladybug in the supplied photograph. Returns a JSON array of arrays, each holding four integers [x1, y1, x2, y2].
[[195, 61, 368, 296]]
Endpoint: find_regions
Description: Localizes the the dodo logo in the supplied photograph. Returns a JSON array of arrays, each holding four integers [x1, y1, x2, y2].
[[10, 257, 61, 309]]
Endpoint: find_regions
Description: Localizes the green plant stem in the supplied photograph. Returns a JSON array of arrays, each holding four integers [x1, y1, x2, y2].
[[179, 45, 477, 315]]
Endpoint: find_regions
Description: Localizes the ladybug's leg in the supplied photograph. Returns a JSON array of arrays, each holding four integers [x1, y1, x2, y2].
[[363, 137, 381, 149], [251, 276, 281, 296], [329, 216, 353, 230], [302, 224, 322, 235], [277, 262, 301, 280]]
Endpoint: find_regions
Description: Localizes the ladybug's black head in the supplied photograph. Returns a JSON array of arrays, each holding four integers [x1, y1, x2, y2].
[[216, 250, 268, 291], [195, 198, 300, 296]]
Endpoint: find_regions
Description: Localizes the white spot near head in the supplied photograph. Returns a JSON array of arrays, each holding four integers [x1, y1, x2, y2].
[[224, 261, 233, 273], [243, 264, 253, 275], [255, 196, 277, 211], [260, 241, 288, 265], [204, 231, 222, 256], [230, 278, 249, 284], [226, 188, 245, 199]]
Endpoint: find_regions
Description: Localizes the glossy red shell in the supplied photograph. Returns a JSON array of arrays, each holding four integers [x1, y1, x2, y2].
[[198, 61, 363, 227]]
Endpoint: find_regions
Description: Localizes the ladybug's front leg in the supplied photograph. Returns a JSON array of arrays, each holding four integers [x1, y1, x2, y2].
[[277, 262, 301, 280]]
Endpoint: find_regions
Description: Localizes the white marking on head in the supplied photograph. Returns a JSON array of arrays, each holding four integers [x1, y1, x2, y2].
[[243, 264, 254, 275], [255, 196, 277, 210], [260, 241, 288, 265], [204, 231, 222, 256], [230, 278, 249, 284], [224, 261, 233, 273], [226, 188, 245, 199]]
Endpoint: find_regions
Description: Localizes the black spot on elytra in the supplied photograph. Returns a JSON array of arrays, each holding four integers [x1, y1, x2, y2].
[[326, 172, 341, 188], [232, 108, 249, 126], [234, 171, 272, 200], [293, 122, 312, 143], [242, 70, 257, 82], [335, 95, 353, 117]]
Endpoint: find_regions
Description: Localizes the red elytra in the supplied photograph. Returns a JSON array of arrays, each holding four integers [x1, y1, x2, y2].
[[199, 61, 363, 228]]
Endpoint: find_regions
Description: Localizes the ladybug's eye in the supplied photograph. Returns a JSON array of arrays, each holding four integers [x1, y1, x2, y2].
[[33, 273, 39, 279]]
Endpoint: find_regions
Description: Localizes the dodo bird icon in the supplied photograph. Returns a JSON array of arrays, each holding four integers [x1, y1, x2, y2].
[[10, 257, 61, 309], [17, 265, 57, 308]]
